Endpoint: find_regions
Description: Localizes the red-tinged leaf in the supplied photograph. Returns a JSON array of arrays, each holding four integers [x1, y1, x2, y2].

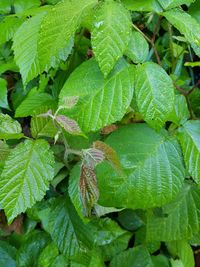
[[79, 164, 99, 217], [55, 115, 82, 135], [93, 140, 123, 175], [82, 148, 105, 168]]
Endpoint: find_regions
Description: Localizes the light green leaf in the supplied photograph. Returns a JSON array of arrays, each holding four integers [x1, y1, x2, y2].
[[0, 16, 24, 45], [163, 8, 200, 46], [185, 61, 200, 67], [167, 240, 195, 267], [17, 231, 51, 267], [0, 113, 23, 140], [15, 87, 56, 117], [110, 246, 153, 267], [178, 120, 200, 183], [13, 0, 40, 13], [71, 249, 105, 267], [125, 31, 149, 64], [38, 0, 97, 72], [38, 196, 94, 258], [91, 0, 131, 77], [59, 58, 134, 132], [31, 107, 57, 138], [146, 183, 200, 241], [168, 94, 190, 125], [0, 78, 9, 109], [0, 0, 12, 14], [135, 62, 175, 130], [170, 259, 184, 267], [0, 141, 10, 174], [121, 0, 163, 12], [13, 13, 46, 84], [0, 139, 55, 223], [96, 124, 185, 210], [158, 0, 195, 9]]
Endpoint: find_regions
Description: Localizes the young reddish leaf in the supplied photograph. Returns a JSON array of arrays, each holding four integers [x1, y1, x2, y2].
[[93, 141, 123, 175], [79, 164, 99, 217], [82, 148, 105, 169], [55, 115, 82, 135]]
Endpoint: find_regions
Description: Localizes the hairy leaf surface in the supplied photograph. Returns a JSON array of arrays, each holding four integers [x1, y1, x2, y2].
[[96, 124, 185, 209], [178, 120, 200, 183], [91, 0, 131, 77], [0, 139, 55, 223], [135, 62, 174, 129], [59, 59, 134, 132]]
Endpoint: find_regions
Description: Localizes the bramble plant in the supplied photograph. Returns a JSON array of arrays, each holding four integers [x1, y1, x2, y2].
[[0, 0, 200, 266]]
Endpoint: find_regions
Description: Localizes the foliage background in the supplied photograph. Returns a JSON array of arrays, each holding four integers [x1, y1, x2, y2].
[[0, 0, 200, 266]]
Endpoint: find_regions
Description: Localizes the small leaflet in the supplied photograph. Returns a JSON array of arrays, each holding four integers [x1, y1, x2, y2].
[[55, 115, 81, 135], [93, 140, 123, 175], [79, 164, 99, 217], [82, 148, 105, 169]]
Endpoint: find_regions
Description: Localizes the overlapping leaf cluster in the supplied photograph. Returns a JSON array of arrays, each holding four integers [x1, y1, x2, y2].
[[0, 0, 200, 266]]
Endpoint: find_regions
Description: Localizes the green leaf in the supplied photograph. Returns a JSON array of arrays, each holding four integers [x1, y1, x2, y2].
[[0, 241, 17, 267], [0, 78, 9, 109], [118, 210, 144, 231], [168, 94, 190, 125], [146, 183, 200, 241], [38, 242, 59, 267], [91, 0, 131, 77], [31, 108, 57, 138], [38, 0, 97, 73], [13, 13, 46, 84], [0, 141, 10, 174], [110, 246, 153, 267], [0, 113, 23, 140], [121, 0, 163, 12], [17, 231, 51, 267], [135, 62, 175, 130], [158, 0, 196, 9], [90, 218, 131, 261], [178, 120, 200, 183], [38, 196, 94, 258], [59, 58, 134, 132], [151, 255, 170, 267], [125, 31, 149, 63], [163, 8, 200, 46], [96, 124, 185, 209], [52, 255, 68, 267], [189, 0, 200, 23], [13, 0, 41, 13], [15, 87, 56, 117], [0, 139, 55, 223], [167, 240, 195, 267], [0, 0, 12, 14], [0, 16, 24, 46]]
